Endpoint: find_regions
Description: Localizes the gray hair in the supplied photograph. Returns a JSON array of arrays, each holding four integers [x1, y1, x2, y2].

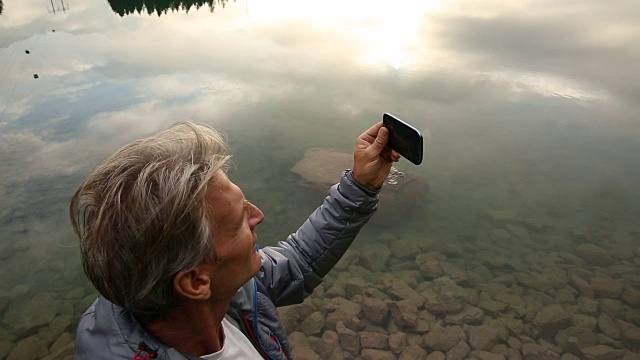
[[70, 121, 231, 323]]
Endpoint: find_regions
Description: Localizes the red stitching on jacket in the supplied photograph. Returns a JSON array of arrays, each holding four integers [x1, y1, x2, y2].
[[242, 311, 271, 359], [133, 343, 157, 360]]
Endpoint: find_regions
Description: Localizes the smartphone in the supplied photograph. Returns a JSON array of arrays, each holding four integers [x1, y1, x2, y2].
[[383, 113, 423, 165]]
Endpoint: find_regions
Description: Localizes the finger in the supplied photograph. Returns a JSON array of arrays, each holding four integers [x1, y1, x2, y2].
[[390, 150, 401, 162], [359, 122, 384, 144], [381, 147, 394, 163], [371, 126, 389, 151]]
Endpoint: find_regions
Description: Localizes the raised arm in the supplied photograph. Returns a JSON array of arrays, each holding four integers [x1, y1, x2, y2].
[[256, 122, 400, 306]]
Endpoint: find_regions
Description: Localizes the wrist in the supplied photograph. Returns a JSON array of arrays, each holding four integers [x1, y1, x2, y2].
[[347, 171, 379, 195]]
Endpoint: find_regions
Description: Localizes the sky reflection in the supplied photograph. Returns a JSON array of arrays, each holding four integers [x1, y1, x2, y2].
[[0, 0, 638, 203]]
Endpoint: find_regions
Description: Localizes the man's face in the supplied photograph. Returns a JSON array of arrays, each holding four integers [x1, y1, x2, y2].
[[205, 172, 264, 299]]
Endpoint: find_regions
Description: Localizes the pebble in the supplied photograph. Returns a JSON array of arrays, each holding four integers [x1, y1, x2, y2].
[[386, 167, 405, 186]]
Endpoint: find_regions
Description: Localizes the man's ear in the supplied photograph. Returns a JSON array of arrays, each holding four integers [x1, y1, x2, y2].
[[173, 265, 212, 300]]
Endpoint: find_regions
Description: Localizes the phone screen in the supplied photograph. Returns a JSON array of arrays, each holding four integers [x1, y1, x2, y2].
[[383, 113, 423, 165]]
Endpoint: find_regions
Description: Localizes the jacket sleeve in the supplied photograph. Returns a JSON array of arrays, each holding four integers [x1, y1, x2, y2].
[[256, 170, 379, 307]]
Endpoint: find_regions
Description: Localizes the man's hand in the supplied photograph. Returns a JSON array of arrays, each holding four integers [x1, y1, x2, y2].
[[352, 122, 401, 190]]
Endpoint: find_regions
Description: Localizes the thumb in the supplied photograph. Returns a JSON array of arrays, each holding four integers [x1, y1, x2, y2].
[[372, 127, 389, 150]]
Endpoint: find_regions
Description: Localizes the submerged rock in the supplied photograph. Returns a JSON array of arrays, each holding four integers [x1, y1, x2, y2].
[[0, 242, 14, 260], [445, 304, 484, 325], [383, 275, 425, 307], [390, 239, 421, 259], [554, 326, 598, 355], [426, 351, 447, 360], [361, 349, 396, 360], [0, 340, 15, 360], [580, 345, 625, 360], [7, 335, 49, 360], [399, 345, 427, 360], [467, 324, 499, 351], [3, 292, 61, 336], [590, 275, 624, 299], [532, 304, 571, 337], [388, 300, 418, 328], [361, 297, 389, 324], [360, 332, 389, 350], [388, 332, 407, 354], [623, 326, 640, 350], [521, 343, 559, 360], [320, 331, 340, 356], [301, 311, 324, 336], [469, 350, 505, 360], [576, 243, 615, 266], [597, 314, 621, 339], [292, 346, 322, 360], [291, 148, 429, 225], [42, 332, 75, 360], [336, 321, 361, 356], [422, 322, 463, 352], [359, 243, 392, 272], [447, 341, 471, 360]]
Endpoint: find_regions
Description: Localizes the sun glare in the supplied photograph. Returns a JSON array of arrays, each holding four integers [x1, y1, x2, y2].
[[245, 0, 443, 69]]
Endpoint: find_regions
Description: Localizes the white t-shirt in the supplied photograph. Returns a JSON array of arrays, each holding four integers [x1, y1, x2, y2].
[[200, 317, 263, 359]]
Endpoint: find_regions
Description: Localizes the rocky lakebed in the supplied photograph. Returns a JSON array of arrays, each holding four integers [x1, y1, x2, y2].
[[277, 217, 640, 360], [0, 157, 638, 360]]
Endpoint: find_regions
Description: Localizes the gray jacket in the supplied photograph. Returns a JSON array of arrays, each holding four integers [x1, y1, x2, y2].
[[74, 171, 379, 360]]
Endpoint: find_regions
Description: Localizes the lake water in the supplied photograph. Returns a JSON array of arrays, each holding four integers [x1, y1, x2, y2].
[[1, 0, 639, 359]]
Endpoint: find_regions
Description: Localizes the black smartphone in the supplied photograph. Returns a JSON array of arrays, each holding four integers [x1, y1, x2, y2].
[[383, 113, 423, 165]]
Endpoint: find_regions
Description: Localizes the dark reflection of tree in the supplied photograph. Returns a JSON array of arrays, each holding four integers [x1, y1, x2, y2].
[[108, 0, 230, 17], [0, 0, 4, 15]]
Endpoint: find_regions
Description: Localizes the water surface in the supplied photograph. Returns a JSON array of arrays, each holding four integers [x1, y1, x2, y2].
[[0, 0, 639, 358]]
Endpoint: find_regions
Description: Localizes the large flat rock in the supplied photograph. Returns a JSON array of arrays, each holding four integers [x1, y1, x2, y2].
[[291, 148, 429, 225]]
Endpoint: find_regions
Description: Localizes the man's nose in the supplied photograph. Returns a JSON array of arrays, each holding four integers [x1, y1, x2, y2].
[[248, 203, 264, 229]]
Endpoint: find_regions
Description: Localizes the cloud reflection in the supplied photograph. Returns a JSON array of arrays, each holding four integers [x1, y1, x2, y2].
[[430, 0, 640, 109], [0, 0, 639, 188]]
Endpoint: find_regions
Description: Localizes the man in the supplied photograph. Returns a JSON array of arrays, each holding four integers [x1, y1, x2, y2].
[[71, 121, 400, 359]]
